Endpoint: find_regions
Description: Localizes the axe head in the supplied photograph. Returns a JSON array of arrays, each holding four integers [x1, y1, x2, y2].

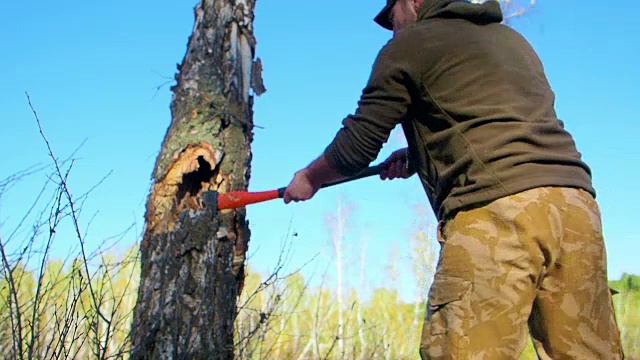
[[202, 190, 219, 214]]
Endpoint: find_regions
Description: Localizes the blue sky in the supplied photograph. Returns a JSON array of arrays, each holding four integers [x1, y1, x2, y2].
[[1, 0, 638, 302]]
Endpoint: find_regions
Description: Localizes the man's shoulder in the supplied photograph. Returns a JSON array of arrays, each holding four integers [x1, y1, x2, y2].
[[379, 19, 449, 53], [378, 24, 436, 67], [377, 26, 427, 61]]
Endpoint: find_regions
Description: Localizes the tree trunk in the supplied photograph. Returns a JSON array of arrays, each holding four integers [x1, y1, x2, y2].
[[130, 0, 265, 358]]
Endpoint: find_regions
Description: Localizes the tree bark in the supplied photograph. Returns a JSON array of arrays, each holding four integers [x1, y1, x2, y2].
[[130, 0, 265, 358]]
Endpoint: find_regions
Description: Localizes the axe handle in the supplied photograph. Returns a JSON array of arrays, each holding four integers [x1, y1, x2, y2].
[[216, 165, 383, 210]]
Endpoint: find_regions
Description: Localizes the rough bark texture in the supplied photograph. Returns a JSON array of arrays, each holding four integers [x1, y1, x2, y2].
[[130, 0, 264, 358]]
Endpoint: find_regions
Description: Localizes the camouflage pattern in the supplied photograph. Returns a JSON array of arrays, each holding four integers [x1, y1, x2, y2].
[[419, 186, 624, 359]]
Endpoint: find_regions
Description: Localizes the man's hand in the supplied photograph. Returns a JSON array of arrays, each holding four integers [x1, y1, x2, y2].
[[283, 154, 345, 204], [283, 169, 322, 204], [380, 147, 415, 180]]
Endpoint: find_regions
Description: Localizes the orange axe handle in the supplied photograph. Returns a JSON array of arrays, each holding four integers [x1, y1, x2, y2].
[[216, 164, 383, 210]]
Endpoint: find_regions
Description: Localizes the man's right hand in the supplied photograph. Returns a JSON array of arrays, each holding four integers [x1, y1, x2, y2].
[[380, 147, 415, 180]]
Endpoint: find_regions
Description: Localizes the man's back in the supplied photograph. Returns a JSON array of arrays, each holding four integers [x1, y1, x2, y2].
[[389, 2, 595, 220]]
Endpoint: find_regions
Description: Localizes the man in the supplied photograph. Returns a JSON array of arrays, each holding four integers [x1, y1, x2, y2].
[[283, 0, 624, 358]]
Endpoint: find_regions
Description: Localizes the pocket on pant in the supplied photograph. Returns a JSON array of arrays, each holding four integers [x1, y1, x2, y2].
[[427, 274, 472, 336]]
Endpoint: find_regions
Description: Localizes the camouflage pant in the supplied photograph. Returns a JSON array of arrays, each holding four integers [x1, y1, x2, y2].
[[419, 186, 624, 359]]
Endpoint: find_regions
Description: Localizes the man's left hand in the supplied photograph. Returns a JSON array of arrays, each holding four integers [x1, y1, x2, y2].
[[380, 147, 415, 180], [283, 169, 322, 204]]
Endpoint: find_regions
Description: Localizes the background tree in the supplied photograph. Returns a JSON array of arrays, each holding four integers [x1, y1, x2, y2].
[[129, 0, 266, 358]]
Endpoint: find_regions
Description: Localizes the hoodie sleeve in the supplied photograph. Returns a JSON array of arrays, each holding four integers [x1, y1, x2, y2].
[[323, 38, 416, 176]]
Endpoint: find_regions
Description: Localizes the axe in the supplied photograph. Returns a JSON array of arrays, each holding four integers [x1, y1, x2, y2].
[[202, 165, 383, 211]]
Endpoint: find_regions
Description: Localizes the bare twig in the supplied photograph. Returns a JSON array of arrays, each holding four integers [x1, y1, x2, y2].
[[26, 92, 111, 340], [0, 92, 139, 360], [26, 178, 65, 359]]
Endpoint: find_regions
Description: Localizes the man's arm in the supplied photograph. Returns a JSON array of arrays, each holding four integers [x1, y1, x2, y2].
[[284, 36, 418, 203], [300, 146, 415, 188], [319, 38, 417, 181], [300, 153, 347, 188]]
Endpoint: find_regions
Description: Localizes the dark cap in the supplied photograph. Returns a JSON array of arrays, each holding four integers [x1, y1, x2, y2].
[[374, 0, 397, 31]]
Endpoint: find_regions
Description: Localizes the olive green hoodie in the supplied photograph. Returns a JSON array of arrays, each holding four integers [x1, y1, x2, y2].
[[323, 0, 595, 221]]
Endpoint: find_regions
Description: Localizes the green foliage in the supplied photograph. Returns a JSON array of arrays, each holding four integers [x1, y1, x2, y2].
[[610, 273, 640, 293], [610, 273, 640, 358], [0, 245, 140, 359], [233, 267, 640, 359], [234, 268, 425, 360], [2, 244, 638, 359]]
